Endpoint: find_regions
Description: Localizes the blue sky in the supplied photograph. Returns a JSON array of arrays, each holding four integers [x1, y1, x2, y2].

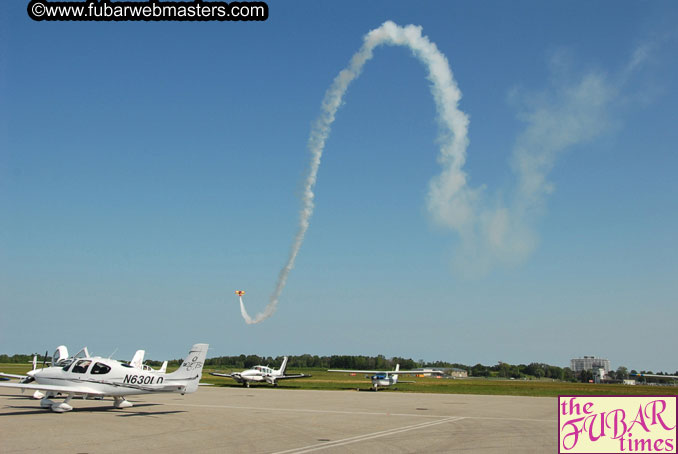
[[1, 1, 677, 372]]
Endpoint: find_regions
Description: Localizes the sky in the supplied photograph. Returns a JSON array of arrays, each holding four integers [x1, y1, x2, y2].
[[1, 1, 677, 372]]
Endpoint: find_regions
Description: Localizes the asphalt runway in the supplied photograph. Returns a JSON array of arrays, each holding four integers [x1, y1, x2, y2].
[[0, 386, 556, 453]]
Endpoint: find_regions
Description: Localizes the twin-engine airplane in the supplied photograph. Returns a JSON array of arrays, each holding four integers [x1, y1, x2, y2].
[[210, 356, 310, 387], [0, 343, 208, 412], [329, 364, 422, 390]]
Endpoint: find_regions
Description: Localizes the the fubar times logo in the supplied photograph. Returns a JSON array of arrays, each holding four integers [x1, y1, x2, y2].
[[559, 395, 677, 453]]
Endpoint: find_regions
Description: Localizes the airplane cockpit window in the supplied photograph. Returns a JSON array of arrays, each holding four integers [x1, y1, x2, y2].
[[71, 359, 92, 374], [91, 362, 111, 375]]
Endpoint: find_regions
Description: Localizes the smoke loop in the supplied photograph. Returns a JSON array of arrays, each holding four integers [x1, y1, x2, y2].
[[239, 21, 471, 324]]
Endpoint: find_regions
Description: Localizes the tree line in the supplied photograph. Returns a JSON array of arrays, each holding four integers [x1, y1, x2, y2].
[[2, 352, 675, 383]]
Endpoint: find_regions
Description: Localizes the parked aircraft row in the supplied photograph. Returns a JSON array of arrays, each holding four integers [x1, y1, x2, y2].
[[0, 293, 431, 412], [0, 341, 433, 412]]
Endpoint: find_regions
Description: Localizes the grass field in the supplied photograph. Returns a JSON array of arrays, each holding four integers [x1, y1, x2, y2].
[[203, 368, 678, 397], [2, 363, 675, 397]]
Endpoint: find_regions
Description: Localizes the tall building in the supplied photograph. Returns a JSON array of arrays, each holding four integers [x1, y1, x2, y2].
[[571, 356, 611, 373]]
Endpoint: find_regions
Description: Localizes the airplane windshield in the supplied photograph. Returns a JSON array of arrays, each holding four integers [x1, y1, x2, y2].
[[71, 360, 92, 374]]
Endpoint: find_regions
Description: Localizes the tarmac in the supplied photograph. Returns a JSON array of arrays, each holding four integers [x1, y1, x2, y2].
[[0, 386, 556, 453]]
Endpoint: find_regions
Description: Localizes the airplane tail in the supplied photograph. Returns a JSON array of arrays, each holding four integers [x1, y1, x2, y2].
[[130, 350, 145, 369], [277, 356, 289, 375], [159, 361, 168, 374], [167, 344, 208, 393], [393, 364, 400, 383]]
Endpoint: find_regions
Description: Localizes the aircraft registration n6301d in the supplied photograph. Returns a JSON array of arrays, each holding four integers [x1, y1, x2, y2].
[[0, 343, 208, 412]]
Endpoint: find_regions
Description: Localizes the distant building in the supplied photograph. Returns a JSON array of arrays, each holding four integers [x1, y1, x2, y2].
[[449, 368, 468, 378], [412, 368, 444, 377], [571, 356, 611, 373]]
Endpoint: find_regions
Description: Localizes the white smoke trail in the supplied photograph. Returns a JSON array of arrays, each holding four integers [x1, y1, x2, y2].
[[239, 20, 473, 324]]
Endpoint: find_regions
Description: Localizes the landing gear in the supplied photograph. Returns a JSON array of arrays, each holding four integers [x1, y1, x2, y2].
[[243, 382, 250, 388], [32, 390, 45, 399], [52, 396, 73, 413], [114, 397, 133, 409], [40, 393, 74, 412], [43, 394, 73, 412]]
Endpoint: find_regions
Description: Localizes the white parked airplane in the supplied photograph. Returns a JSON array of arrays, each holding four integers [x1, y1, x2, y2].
[[1, 346, 167, 396], [209, 356, 310, 387], [328, 364, 423, 390], [0, 343, 208, 412]]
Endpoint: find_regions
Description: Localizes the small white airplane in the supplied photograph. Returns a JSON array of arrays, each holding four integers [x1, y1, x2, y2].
[[328, 364, 423, 390], [1, 346, 167, 398], [209, 356, 310, 387], [0, 343, 208, 412]]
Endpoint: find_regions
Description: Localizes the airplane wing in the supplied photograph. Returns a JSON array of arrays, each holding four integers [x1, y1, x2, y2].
[[0, 380, 185, 395], [633, 373, 678, 379], [209, 372, 237, 378], [328, 370, 425, 376], [0, 373, 28, 380], [276, 374, 312, 380], [0, 382, 105, 396], [384, 371, 428, 375], [328, 369, 384, 374]]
